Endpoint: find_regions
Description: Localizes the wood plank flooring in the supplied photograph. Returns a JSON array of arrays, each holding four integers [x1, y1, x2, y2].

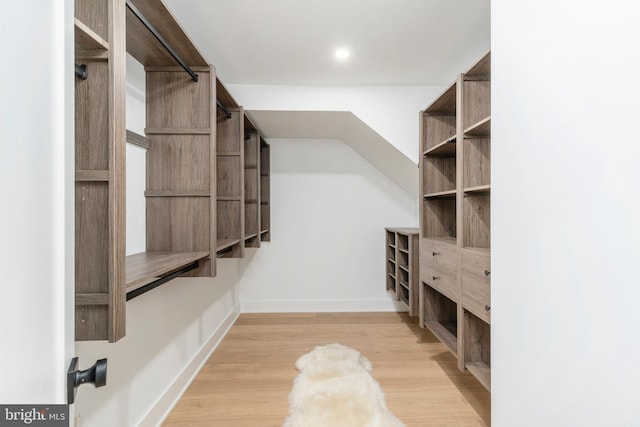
[[163, 312, 490, 426]]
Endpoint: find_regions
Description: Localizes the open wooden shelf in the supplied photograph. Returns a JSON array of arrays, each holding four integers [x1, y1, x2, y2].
[[419, 51, 491, 391], [424, 135, 457, 157], [464, 116, 491, 137], [385, 228, 419, 316], [75, 18, 109, 51], [216, 238, 242, 252], [424, 189, 457, 199], [424, 321, 458, 356], [126, 251, 210, 291]]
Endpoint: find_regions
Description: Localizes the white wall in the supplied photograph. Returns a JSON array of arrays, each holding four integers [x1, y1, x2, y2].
[[227, 84, 444, 163], [240, 138, 416, 312], [492, 2, 640, 426], [0, 0, 74, 404]]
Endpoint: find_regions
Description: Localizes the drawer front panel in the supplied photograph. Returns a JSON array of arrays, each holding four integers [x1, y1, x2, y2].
[[421, 264, 457, 302], [461, 249, 491, 323], [421, 239, 458, 276]]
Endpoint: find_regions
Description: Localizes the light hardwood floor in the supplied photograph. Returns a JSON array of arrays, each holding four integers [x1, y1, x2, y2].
[[163, 312, 490, 426]]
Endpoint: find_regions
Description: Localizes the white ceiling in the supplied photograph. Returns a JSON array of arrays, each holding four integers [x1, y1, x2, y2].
[[163, 0, 491, 86]]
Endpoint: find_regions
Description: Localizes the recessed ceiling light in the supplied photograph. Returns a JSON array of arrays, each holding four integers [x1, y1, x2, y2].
[[335, 48, 350, 60]]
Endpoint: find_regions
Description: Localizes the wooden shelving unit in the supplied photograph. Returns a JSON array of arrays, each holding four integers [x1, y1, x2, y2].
[[216, 80, 244, 258], [260, 138, 271, 241], [385, 228, 419, 316], [74, 0, 273, 342], [244, 114, 260, 248], [74, 0, 126, 342], [419, 51, 491, 390]]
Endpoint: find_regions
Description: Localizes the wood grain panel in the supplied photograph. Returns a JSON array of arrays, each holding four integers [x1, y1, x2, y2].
[[217, 156, 241, 197], [217, 111, 242, 152], [216, 78, 240, 109], [463, 194, 490, 249], [423, 199, 456, 240], [420, 284, 458, 356], [244, 203, 259, 238], [464, 138, 490, 189], [424, 157, 456, 194], [425, 82, 457, 115], [463, 80, 491, 130], [217, 200, 241, 241], [146, 135, 210, 191], [146, 197, 210, 249], [244, 134, 259, 167], [423, 115, 456, 152], [75, 61, 109, 170], [126, 251, 210, 290], [75, 0, 108, 41], [126, 0, 208, 67], [244, 169, 258, 200], [75, 183, 109, 295], [146, 70, 211, 129], [461, 250, 491, 324], [75, 306, 108, 341], [464, 311, 491, 390], [108, 0, 127, 342]]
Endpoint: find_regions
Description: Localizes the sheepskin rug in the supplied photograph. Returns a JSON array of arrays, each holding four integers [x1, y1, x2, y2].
[[283, 343, 406, 427]]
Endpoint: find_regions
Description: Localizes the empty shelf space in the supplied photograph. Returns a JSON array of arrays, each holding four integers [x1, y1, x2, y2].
[[424, 189, 457, 199], [74, 18, 109, 51], [466, 362, 491, 391], [424, 321, 458, 356], [244, 164, 258, 169], [126, 251, 210, 291], [399, 248, 409, 254], [399, 265, 409, 273], [260, 229, 269, 234], [424, 135, 457, 157], [244, 233, 258, 240], [217, 238, 241, 251], [464, 185, 491, 194], [399, 280, 410, 290], [464, 116, 491, 137]]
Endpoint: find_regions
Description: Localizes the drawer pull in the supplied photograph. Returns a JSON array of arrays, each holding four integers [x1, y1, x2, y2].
[[485, 305, 491, 311], [432, 276, 439, 281], [432, 251, 438, 256], [484, 270, 491, 277]]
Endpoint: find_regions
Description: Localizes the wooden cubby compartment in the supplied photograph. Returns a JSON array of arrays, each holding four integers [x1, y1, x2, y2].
[[421, 283, 458, 356], [463, 194, 490, 250], [464, 310, 491, 390], [423, 198, 456, 242], [385, 228, 419, 316]]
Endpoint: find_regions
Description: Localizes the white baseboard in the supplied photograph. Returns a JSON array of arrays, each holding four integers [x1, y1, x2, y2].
[[139, 302, 241, 427], [241, 298, 408, 313]]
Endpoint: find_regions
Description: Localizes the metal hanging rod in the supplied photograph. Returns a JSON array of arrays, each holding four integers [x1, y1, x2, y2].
[[217, 100, 232, 119], [126, 0, 198, 82], [125, 261, 199, 301]]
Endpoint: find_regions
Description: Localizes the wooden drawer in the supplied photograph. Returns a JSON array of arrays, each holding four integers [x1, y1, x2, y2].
[[461, 249, 491, 323], [422, 264, 457, 302], [421, 239, 458, 276]]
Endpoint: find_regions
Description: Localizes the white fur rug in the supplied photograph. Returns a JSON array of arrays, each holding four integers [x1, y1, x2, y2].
[[283, 343, 406, 427]]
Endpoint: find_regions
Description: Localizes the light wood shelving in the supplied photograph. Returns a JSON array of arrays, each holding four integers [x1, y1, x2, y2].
[[419, 51, 491, 390], [260, 138, 271, 241], [74, 0, 269, 342], [385, 228, 419, 316], [244, 114, 260, 248]]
